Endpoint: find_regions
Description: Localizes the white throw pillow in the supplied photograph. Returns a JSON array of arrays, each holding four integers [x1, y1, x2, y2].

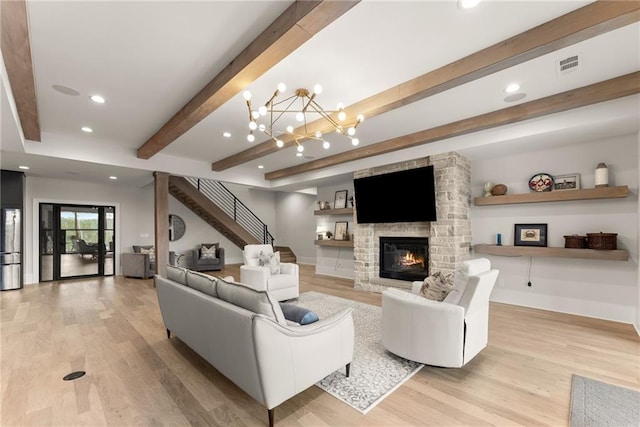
[[200, 245, 217, 260], [420, 271, 454, 301], [258, 250, 281, 275], [140, 247, 155, 263]]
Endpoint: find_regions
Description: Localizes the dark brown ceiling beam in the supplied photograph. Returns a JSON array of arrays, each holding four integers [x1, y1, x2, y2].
[[265, 72, 640, 181], [213, 0, 640, 171], [137, 0, 360, 160], [1, 0, 41, 141]]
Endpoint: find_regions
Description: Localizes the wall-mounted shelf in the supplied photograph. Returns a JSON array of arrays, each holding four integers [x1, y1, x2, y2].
[[314, 240, 354, 248], [314, 207, 354, 216], [474, 185, 629, 206], [474, 244, 629, 261]]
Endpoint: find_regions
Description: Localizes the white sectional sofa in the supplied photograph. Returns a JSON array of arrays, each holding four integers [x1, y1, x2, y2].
[[155, 266, 354, 426]]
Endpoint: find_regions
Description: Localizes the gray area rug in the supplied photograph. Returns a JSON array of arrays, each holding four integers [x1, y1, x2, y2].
[[293, 291, 424, 414], [570, 374, 640, 427]]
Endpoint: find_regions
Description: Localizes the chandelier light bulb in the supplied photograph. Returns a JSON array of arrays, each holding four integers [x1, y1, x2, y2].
[[276, 139, 284, 148], [249, 121, 257, 130], [315, 131, 322, 138], [351, 138, 359, 146], [258, 105, 267, 116], [296, 112, 304, 122], [323, 141, 330, 149], [313, 84, 322, 95], [277, 82, 286, 93], [336, 102, 344, 110], [286, 125, 294, 133], [338, 111, 347, 121], [356, 114, 364, 123], [347, 127, 356, 136], [243, 91, 252, 101], [251, 110, 260, 120], [258, 124, 266, 132], [247, 134, 255, 142], [297, 145, 304, 153]]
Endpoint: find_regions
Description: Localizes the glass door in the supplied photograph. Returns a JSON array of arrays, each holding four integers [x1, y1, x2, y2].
[[39, 203, 115, 281]]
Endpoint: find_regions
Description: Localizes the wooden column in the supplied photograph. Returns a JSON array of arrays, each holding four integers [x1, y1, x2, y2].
[[154, 172, 169, 278]]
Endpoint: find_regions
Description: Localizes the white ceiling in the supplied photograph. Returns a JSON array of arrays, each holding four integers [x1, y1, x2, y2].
[[1, 0, 638, 193]]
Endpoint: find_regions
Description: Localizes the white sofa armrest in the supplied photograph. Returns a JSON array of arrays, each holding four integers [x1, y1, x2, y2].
[[280, 262, 298, 276], [240, 265, 270, 291], [252, 308, 354, 409], [382, 288, 465, 368]]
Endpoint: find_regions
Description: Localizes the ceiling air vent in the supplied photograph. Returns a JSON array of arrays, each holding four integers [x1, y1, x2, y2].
[[557, 54, 582, 75]]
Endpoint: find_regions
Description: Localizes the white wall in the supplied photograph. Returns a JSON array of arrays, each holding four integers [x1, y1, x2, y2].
[[274, 191, 316, 264], [636, 131, 640, 335], [315, 181, 355, 278], [471, 134, 638, 324]]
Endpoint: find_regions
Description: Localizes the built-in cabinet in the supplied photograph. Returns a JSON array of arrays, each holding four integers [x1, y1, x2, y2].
[[473, 185, 630, 261]]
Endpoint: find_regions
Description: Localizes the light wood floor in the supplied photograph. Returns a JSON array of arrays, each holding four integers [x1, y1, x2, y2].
[[1, 264, 638, 426]]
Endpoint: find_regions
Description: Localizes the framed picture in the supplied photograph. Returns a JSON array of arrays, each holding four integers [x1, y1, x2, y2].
[[334, 221, 348, 241], [514, 223, 548, 247], [553, 173, 581, 191], [334, 190, 348, 209]]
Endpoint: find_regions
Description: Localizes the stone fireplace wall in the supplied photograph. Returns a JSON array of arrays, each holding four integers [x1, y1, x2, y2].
[[353, 152, 471, 292]]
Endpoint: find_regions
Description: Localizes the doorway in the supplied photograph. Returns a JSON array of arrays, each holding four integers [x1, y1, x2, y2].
[[40, 203, 115, 281]]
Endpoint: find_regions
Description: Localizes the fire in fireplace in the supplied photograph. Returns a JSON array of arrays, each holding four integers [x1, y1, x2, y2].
[[379, 237, 429, 281]]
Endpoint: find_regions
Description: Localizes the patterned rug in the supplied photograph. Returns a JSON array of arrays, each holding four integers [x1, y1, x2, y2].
[[570, 374, 640, 427], [293, 291, 424, 414]]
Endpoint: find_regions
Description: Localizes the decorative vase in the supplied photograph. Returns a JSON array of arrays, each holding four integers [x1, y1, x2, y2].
[[595, 162, 609, 187], [482, 181, 494, 197]]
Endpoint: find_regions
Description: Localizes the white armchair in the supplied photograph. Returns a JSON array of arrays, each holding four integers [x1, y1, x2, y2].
[[381, 258, 499, 368], [240, 244, 299, 301]]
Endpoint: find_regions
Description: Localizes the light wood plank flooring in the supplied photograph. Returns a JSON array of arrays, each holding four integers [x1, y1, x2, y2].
[[1, 264, 638, 426]]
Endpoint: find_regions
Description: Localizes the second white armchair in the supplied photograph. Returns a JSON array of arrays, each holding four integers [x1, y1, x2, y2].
[[240, 244, 299, 301]]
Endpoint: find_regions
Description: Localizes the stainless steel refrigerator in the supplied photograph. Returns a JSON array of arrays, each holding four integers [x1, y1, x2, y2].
[[1, 208, 22, 290]]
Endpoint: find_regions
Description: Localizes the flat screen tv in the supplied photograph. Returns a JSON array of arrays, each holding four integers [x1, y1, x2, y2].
[[353, 165, 437, 223]]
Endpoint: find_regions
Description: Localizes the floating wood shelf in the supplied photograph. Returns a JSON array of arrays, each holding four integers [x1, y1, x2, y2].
[[474, 244, 629, 261], [474, 186, 629, 206], [314, 240, 354, 248], [314, 207, 354, 216]]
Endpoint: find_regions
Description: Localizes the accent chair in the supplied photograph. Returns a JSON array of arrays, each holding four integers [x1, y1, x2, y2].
[[240, 244, 299, 301], [122, 245, 175, 279], [381, 258, 499, 368]]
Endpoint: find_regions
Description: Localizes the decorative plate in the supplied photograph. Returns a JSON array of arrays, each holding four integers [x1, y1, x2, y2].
[[528, 173, 554, 192]]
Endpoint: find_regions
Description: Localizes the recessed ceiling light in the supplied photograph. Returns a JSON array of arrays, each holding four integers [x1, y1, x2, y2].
[[222, 131, 231, 138], [90, 95, 106, 104], [258, 165, 264, 169], [18, 165, 29, 170], [505, 83, 520, 93], [109, 176, 118, 180], [504, 93, 527, 103], [296, 152, 303, 157], [458, 0, 481, 9], [52, 84, 80, 96], [81, 126, 93, 133]]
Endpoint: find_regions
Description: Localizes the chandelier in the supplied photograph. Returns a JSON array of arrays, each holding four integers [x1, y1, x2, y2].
[[242, 83, 364, 156]]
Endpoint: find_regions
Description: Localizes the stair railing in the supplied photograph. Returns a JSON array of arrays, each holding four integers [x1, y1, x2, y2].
[[185, 177, 274, 245]]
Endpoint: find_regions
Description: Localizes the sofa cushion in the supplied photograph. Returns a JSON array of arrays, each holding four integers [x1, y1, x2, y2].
[[216, 278, 286, 325], [166, 265, 187, 285], [186, 270, 218, 298], [419, 271, 454, 301], [279, 303, 319, 325], [258, 251, 281, 275]]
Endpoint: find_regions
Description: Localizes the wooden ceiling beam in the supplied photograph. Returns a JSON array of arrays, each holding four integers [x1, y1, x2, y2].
[[213, 0, 640, 171], [136, 0, 359, 160], [1, 0, 41, 141], [265, 72, 640, 180]]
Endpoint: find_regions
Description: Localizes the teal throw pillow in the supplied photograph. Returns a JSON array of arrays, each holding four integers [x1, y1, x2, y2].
[[279, 303, 319, 325]]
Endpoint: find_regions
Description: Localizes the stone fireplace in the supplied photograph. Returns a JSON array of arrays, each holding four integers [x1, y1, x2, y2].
[[353, 152, 471, 292], [379, 236, 429, 281]]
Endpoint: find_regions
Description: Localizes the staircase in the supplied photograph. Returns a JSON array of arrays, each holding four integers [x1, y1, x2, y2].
[[169, 176, 297, 263]]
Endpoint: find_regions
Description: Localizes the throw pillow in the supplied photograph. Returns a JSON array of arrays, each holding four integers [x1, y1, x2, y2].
[[420, 271, 454, 301], [258, 251, 281, 275], [140, 247, 155, 263], [279, 303, 319, 325], [200, 245, 217, 260]]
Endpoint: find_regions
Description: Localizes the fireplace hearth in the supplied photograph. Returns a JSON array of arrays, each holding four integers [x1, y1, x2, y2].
[[379, 237, 429, 281]]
